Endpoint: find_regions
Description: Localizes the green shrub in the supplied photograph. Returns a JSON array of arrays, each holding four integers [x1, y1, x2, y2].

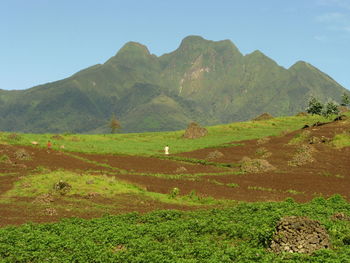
[[169, 187, 180, 199], [0, 154, 10, 163]]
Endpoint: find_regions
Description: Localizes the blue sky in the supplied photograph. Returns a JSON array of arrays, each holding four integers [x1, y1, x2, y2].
[[1, 0, 350, 90]]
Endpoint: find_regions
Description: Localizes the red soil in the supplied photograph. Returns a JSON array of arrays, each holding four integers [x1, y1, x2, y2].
[[1, 118, 349, 227]]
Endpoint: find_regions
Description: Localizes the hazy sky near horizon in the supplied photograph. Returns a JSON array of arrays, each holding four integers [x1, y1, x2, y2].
[[1, 0, 350, 91]]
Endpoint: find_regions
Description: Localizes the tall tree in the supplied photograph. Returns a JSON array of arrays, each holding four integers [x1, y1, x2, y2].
[[341, 93, 350, 106], [322, 101, 339, 117], [109, 114, 121, 133], [306, 97, 323, 115]]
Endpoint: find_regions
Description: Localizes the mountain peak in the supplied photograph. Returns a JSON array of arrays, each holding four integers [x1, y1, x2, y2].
[[289, 60, 312, 69], [178, 35, 210, 50], [118, 41, 151, 55], [245, 50, 279, 66], [175, 35, 242, 58], [105, 41, 154, 65], [247, 50, 266, 57]]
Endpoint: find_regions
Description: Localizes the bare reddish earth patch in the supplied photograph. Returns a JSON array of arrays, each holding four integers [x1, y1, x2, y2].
[[72, 152, 223, 174], [1, 119, 350, 227]]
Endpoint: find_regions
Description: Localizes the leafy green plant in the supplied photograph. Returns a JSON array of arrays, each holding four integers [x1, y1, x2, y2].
[[0, 154, 10, 163], [169, 187, 180, 199], [1, 196, 350, 262]]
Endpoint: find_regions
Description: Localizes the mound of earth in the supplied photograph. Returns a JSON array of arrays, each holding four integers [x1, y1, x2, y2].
[[269, 216, 331, 254], [296, 112, 308, 117], [253, 113, 273, 121], [206, 150, 224, 160], [288, 144, 315, 167], [51, 135, 64, 140], [183, 122, 208, 139], [240, 157, 275, 173], [14, 149, 31, 160]]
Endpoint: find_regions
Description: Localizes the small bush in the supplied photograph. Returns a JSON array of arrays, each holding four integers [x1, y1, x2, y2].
[[0, 154, 11, 164], [169, 187, 180, 199], [187, 190, 201, 201], [53, 180, 72, 195]]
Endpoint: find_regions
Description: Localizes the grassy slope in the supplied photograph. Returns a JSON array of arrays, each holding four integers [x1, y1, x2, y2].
[[0, 114, 336, 156], [1, 170, 221, 207]]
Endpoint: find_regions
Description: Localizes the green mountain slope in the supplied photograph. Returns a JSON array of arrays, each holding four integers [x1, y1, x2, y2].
[[0, 35, 349, 133]]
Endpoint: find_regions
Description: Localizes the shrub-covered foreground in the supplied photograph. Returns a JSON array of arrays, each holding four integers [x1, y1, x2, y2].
[[1, 196, 350, 262]]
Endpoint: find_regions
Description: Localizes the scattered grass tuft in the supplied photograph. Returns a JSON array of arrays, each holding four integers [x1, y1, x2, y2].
[[318, 171, 344, 179], [0, 154, 10, 163], [255, 147, 272, 158], [288, 130, 311, 145], [332, 133, 350, 148]]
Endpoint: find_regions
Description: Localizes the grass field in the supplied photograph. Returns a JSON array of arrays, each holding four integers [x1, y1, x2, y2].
[[0, 115, 334, 156]]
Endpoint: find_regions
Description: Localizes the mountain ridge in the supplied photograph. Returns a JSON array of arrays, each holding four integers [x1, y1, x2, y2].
[[0, 35, 349, 133]]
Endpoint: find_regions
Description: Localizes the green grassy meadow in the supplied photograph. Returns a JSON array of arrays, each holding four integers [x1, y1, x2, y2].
[[0, 114, 336, 156]]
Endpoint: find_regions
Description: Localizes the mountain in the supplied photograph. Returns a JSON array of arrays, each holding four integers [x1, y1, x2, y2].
[[0, 35, 349, 133]]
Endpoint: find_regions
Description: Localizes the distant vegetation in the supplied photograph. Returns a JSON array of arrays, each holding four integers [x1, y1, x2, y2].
[[306, 96, 340, 117]]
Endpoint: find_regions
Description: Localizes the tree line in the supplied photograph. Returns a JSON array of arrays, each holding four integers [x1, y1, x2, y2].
[[306, 92, 350, 117]]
